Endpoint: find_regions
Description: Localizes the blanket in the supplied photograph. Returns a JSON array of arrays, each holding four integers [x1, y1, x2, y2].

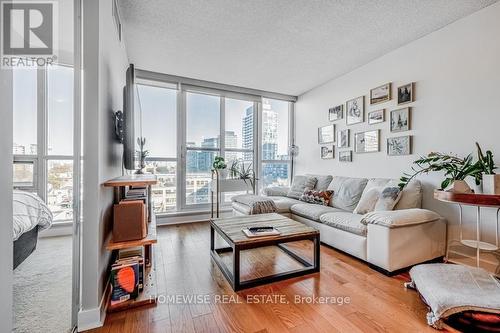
[[232, 194, 277, 214], [13, 190, 53, 241]]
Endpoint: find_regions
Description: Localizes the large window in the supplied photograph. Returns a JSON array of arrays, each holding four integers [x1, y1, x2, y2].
[[135, 73, 293, 214], [12, 64, 74, 223], [137, 83, 178, 213], [261, 98, 292, 187]]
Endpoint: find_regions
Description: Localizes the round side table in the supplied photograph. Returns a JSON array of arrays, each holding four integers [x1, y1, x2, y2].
[[434, 190, 500, 267]]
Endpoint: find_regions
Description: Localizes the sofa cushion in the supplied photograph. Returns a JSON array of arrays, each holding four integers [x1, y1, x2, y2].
[[327, 176, 368, 212], [319, 212, 367, 236], [353, 186, 380, 214], [363, 178, 422, 210], [287, 175, 317, 199], [306, 174, 333, 191], [299, 190, 334, 206], [395, 179, 422, 210], [290, 203, 342, 221], [262, 186, 289, 197], [269, 196, 303, 214], [353, 185, 402, 214]]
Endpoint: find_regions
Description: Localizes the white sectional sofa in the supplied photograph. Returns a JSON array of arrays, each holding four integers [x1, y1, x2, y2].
[[232, 175, 447, 274]]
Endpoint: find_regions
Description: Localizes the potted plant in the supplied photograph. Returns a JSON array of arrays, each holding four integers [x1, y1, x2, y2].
[[476, 142, 499, 194], [212, 156, 228, 179], [398, 152, 483, 193], [229, 160, 256, 191], [135, 137, 149, 174]]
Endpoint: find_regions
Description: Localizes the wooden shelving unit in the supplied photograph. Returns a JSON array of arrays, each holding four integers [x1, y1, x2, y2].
[[104, 174, 158, 312]]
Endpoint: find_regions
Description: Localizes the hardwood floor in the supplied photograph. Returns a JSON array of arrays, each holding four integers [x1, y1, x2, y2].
[[87, 221, 438, 333]]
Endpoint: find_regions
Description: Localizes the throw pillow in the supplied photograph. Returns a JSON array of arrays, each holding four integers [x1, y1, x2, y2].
[[374, 186, 402, 211], [353, 187, 380, 214], [299, 190, 334, 206], [353, 186, 403, 214], [287, 175, 317, 199]]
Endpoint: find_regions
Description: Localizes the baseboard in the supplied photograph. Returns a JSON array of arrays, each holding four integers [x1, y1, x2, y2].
[[77, 282, 111, 332]]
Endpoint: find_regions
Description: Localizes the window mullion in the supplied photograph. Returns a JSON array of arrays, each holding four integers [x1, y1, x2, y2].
[[37, 66, 47, 201], [220, 96, 225, 158]]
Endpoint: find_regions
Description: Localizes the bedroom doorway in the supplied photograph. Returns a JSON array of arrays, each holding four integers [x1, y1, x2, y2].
[[11, 0, 81, 332]]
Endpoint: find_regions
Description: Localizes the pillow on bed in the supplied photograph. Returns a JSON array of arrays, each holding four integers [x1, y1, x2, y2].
[[13, 190, 53, 241]]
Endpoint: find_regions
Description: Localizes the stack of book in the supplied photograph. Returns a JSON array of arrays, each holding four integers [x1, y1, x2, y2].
[[110, 247, 145, 306]]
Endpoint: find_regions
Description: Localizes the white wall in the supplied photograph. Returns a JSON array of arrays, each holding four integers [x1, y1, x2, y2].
[[0, 66, 13, 333], [79, 0, 127, 330], [295, 3, 500, 252]]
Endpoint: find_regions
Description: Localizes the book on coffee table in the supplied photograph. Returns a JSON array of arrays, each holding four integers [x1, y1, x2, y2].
[[242, 226, 281, 238]]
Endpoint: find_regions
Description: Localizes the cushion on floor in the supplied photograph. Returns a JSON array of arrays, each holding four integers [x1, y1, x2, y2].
[[407, 263, 500, 329]]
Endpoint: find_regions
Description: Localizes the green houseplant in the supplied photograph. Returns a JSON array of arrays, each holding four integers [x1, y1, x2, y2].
[[229, 160, 256, 190], [398, 152, 483, 192], [212, 156, 227, 179], [476, 142, 499, 194]]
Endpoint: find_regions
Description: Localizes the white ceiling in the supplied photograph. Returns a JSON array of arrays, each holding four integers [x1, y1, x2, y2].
[[119, 0, 498, 96]]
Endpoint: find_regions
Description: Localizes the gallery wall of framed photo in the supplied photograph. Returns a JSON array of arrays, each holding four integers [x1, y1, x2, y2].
[[319, 81, 415, 161]]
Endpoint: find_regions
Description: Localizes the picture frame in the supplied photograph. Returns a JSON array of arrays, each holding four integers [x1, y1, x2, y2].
[[318, 124, 335, 144], [346, 96, 364, 125], [370, 83, 391, 105], [397, 82, 414, 105], [387, 135, 412, 156], [321, 146, 334, 159], [337, 129, 349, 148], [339, 150, 352, 162], [390, 107, 411, 132], [328, 105, 343, 121], [354, 130, 380, 153], [368, 109, 385, 125]]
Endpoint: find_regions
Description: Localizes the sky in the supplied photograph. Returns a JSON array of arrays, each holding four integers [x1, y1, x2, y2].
[[13, 65, 73, 156], [137, 86, 290, 158]]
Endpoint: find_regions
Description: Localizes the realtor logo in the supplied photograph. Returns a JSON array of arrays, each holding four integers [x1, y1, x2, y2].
[[1, 1, 58, 67]]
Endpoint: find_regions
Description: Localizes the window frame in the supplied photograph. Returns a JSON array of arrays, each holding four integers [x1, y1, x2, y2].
[[134, 70, 296, 215], [12, 64, 75, 223]]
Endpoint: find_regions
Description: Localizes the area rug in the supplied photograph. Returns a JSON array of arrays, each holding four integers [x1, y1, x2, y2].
[[13, 235, 73, 333]]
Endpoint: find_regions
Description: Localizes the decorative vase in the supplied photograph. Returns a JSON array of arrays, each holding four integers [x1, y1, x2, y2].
[[445, 180, 472, 193], [482, 174, 500, 195]]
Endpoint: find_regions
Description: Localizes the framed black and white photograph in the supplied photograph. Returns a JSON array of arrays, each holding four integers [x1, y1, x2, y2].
[[390, 107, 411, 132], [387, 135, 412, 156], [368, 109, 385, 125], [337, 129, 349, 148], [397, 82, 414, 105], [328, 105, 343, 121], [339, 150, 352, 162], [318, 124, 335, 144], [346, 96, 364, 125], [354, 130, 379, 153], [321, 146, 334, 159], [370, 83, 391, 105]]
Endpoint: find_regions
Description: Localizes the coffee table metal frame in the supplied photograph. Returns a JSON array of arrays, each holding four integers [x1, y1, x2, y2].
[[210, 219, 320, 291]]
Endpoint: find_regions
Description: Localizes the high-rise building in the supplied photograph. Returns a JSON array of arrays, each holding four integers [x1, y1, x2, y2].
[[261, 100, 278, 160], [242, 106, 254, 161]]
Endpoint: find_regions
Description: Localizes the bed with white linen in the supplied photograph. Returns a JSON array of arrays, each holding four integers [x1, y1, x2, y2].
[[13, 190, 53, 269]]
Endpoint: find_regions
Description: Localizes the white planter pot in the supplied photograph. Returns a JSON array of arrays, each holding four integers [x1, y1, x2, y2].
[[482, 174, 500, 195], [445, 180, 472, 193], [474, 182, 483, 194], [218, 169, 228, 179]]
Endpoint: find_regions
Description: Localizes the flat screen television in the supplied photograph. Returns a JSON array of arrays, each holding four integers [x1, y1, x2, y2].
[[123, 64, 135, 170]]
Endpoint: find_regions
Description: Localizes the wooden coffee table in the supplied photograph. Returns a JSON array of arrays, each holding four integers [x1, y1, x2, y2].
[[210, 213, 320, 291]]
